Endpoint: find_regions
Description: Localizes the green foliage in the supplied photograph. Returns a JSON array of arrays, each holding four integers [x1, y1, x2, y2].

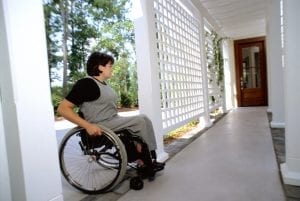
[[128, 68, 138, 106], [68, 1, 98, 82], [120, 92, 132, 108], [211, 96, 216, 103], [211, 31, 225, 86], [51, 86, 63, 113], [108, 56, 138, 107], [44, 0, 138, 111], [43, 1, 63, 83], [164, 120, 199, 144], [205, 30, 225, 91]]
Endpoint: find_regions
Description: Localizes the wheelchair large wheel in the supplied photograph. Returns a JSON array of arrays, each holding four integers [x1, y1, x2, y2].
[[59, 126, 128, 194]]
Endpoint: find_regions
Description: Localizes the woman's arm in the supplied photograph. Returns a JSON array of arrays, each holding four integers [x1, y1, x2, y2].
[[57, 99, 102, 136]]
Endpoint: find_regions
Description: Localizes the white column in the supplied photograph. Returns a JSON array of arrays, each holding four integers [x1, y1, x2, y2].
[[266, 0, 285, 128], [0, 104, 11, 201], [133, 0, 168, 162], [0, 0, 63, 200], [222, 40, 235, 111], [280, 0, 300, 186]]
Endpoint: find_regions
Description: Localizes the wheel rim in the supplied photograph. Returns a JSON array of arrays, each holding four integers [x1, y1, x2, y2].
[[59, 127, 127, 193]]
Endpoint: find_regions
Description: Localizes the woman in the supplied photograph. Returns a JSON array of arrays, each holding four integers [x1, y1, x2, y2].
[[57, 52, 164, 180]]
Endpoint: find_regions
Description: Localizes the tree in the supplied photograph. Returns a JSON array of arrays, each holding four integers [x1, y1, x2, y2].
[[68, 0, 98, 83], [59, 0, 70, 96], [43, 0, 63, 83], [43, 0, 138, 109]]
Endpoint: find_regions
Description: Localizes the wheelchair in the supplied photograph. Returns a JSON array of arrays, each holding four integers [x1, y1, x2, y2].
[[59, 125, 152, 194]]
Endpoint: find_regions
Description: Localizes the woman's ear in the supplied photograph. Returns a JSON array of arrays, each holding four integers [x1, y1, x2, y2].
[[98, 65, 104, 74], [98, 64, 106, 70]]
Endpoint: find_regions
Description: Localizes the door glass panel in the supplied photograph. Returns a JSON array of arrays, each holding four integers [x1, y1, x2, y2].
[[241, 46, 261, 89]]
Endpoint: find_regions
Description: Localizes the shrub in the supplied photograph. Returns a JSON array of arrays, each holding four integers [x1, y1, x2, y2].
[[51, 86, 63, 115], [120, 92, 132, 108]]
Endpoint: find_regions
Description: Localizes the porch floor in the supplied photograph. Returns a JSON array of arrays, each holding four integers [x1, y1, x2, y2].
[[59, 107, 286, 201]]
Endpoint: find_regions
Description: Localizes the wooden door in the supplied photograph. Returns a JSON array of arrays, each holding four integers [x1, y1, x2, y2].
[[234, 37, 268, 106]]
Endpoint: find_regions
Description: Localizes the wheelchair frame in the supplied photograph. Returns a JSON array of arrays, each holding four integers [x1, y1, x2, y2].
[[59, 125, 148, 194]]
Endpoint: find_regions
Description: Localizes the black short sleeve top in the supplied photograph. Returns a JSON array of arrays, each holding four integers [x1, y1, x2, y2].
[[65, 78, 100, 106]]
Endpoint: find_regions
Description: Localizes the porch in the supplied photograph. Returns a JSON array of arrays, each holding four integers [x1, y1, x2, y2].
[[2, 0, 300, 201], [62, 107, 286, 201]]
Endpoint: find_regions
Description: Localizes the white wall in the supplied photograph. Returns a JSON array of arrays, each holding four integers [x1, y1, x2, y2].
[[0, 0, 63, 200]]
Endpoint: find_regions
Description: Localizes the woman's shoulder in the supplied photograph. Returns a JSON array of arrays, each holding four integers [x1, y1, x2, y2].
[[77, 77, 96, 84], [66, 77, 100, 104], [71, 77, 99, 93], [73, 77, 97, 88]]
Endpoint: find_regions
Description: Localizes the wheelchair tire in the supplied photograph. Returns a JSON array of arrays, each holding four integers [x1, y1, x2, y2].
[[59, 126, 128, 194]]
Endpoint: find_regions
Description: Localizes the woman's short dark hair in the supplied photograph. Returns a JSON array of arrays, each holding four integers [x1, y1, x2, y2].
[[86, 52, 114, 76]]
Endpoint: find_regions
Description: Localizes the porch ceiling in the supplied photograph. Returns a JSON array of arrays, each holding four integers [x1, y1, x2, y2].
[[195, 0, 269, 39]]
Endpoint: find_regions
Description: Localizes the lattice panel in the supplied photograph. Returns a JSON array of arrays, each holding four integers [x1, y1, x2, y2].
[[204, 26, 223, 111], [154, 0, 204, 132]]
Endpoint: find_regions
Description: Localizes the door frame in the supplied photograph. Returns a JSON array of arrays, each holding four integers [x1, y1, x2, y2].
[[234, 36, 268, 107]]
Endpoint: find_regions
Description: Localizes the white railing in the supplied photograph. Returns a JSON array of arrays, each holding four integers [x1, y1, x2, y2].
[[134, 0, 224, 140], [153, 0, 205, 133]]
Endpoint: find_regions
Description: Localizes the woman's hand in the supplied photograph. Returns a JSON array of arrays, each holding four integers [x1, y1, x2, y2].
[[57, 99, 103, 136], [85, 123, 103, 136]]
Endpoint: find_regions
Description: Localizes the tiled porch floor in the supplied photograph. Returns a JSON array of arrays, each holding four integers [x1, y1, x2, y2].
[[59, 107, 286, 201]]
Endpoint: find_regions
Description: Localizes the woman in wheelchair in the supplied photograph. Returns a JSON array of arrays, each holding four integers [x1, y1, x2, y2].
[[57, 51, 165, 182]]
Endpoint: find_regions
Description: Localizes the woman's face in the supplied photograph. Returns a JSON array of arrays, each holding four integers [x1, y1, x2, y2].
[[99, 61, 113, 80]]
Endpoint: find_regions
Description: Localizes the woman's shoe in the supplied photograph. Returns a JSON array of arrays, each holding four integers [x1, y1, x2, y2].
[[150, 150, 166, 172], [153, 161, 165, 172]]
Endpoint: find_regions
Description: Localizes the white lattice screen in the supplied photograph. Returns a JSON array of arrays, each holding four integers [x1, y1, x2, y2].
[[153, 0, 204, 132], [204, 25, 223, 111]]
